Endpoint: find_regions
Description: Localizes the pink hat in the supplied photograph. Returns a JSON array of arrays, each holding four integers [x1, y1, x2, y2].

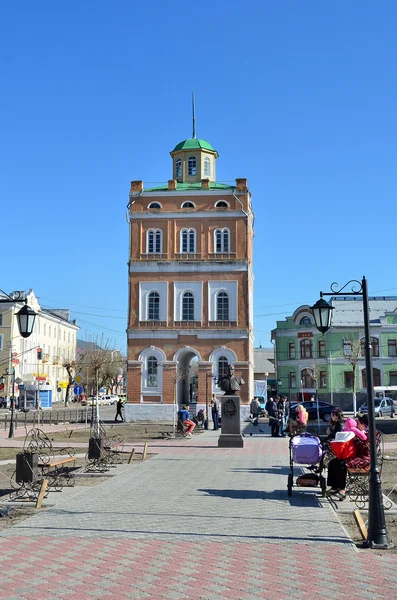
[[343, 417, 357, 431]]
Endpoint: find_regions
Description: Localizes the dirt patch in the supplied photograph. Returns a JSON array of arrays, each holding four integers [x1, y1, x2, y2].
[[0, 506, 37, 532], [339, 513, 397, 553]]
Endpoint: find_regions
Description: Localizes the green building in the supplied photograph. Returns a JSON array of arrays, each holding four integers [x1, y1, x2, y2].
[[271, 297, 397, 411]]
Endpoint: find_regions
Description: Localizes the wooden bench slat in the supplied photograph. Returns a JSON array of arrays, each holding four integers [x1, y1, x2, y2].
[[39, 457, 75, 468]]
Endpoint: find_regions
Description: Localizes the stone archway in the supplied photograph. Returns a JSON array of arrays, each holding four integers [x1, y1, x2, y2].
[[173, 347, 201, 407]]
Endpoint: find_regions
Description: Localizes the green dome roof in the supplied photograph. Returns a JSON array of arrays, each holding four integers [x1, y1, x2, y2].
[[171, 138, 216, 153]]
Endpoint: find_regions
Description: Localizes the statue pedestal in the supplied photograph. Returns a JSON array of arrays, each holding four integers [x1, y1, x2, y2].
[[218, 395, 244, 448]]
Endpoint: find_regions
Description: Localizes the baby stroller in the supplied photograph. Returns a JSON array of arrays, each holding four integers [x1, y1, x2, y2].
[[288, 432, 326, 497]]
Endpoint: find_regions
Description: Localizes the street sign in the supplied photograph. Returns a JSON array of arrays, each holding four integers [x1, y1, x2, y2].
[[59, 381, 68, 389], [75, 375, 83, 384], [18, 384, 25, 390], [74, 385, 83, 396], [15, 377, 23, 384], [99, 388, 105, 394]]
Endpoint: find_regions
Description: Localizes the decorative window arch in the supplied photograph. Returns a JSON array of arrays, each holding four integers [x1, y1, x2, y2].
[[180, 228, 196, 253], [216, 291, 229, 320], [148, 202, 162, 209], [204, 157, 211, 177], [301, 368, 315, 388], [182, 291, 194, 321], [139, 346, 166, 392], [214, 228, 230, 252], [300, 338, 313, 359], [188, 156, 197, 176], [148, 292, 160, 320], [175, 158, 182, 178], [299, 316, 312, 325], [181, 201, 195, 208], [215, 200, 229, 208], [147, 229, 162, 253]]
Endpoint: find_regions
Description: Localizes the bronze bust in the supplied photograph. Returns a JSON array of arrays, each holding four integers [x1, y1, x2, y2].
[[217, 364, 245, 395]]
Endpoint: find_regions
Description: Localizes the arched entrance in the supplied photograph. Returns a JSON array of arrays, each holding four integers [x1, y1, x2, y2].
[[174, 347, 201, 407]]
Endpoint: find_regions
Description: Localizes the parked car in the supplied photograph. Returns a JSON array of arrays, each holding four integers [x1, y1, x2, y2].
[[289, 400, 339, 422], [359, 397, 395, 418]]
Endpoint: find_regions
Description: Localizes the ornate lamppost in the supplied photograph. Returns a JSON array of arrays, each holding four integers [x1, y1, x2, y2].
[[311, 277, 392, 549], [0, 290, 37, 438]]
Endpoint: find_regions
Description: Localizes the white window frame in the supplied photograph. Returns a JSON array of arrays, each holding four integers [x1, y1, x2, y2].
[[214, 200, 229, 208], [181, 201, 196, 208], [216, 291, 229, 321], [148, 202, 162, 209], [139, 282, 168, 322], [173, 282, 202, 322], [0, 333, 3, 351], [214, 228, 230, 252], [147, 228, 162, 254], [181, 291, 195, 321], [148, 292, 160, 321], [208, 281, 237, 322], [139, 347, 166, 393], [180, 228, 196, 253], [188, 156, 197, 175], [175, 158, 182, 178]]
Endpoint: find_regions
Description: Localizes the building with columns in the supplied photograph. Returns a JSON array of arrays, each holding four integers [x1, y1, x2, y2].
[[125, 133, 254, 421]]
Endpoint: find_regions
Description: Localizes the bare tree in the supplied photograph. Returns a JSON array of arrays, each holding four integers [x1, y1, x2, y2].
[[341, 335, 361, 415], [63, 361, 76, 407]]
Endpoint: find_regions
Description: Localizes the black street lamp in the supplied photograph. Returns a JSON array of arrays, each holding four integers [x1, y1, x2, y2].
[[0, 291, 37, 438], [311, 277, 392, 549]]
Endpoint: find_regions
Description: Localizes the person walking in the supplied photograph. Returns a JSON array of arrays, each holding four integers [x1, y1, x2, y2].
[[114, 398, 124, 422], [268, 396, 281, 437], [210, 394, 220, 430], [278, 396, 289, 436]]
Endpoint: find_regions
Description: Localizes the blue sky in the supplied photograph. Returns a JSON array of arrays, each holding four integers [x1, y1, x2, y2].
[[1, 1, 397, 351]]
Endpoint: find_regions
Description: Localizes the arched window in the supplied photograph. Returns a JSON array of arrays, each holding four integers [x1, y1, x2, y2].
[[215, 200, 228, 208], [215, 228, 230, 252], [148, 202, 161, 209], [301, 368, 315, 388], [299, 316, 312, 325], [204, 157, 211, 177], [217, 291, 229, 320], [148, 292, 160, 321], [300, 338, 313, 359], [362, 368, 381, 388], [218, 356, 229, 380], [181, 201, 195, 208], [188, 156, 197, 175], [181, 228, 196, 253], [147, 356, 158, 387], [147, 229, 162, 253], [175, 158, 182, 178], [182, 291, 194, 321]]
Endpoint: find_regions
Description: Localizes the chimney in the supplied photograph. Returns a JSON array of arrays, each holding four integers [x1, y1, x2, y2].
[[235, 178, 248, 191], [168, 179, 177, 191], [130, 180, 144, 193], [201, 179, 210, 189]]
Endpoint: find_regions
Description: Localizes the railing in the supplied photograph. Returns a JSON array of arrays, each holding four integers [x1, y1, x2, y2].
[[174, 321, 202, 327], [1, 407, 90, 431], [139, 321, 167, 327], [140, 253, 168, 260], [208, 320, 238, 327], [175, 253, 202, 260]]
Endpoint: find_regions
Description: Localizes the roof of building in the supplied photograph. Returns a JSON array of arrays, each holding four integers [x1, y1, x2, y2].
[[254, 348, 275, 373], [331, 297, 397, 326], [77, 340, 101, 351], [144, 182, 234, 192], [171, 138, 216, 153]]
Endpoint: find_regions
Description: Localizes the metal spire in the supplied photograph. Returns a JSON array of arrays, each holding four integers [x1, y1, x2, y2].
[[192, 92, 196, 138]]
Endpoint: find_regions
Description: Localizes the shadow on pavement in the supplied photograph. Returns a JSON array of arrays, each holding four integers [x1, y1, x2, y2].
[[198, 488, 322, 506]]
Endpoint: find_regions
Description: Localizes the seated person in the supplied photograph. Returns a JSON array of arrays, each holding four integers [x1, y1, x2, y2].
[[327, 414, 370, 501], [178, 405, 196, 437], [193, 408, 206, 429], [289, 404, 308, 435], [325, 409, 345, 441]]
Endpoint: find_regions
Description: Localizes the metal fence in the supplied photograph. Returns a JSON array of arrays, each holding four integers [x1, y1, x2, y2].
[[1, 408, 89, 431]]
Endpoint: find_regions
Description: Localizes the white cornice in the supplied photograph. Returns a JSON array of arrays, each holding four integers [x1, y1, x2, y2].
[[129, 210, 246, 219], [127, 329, 249, 340], [131, 190, 235, 198], [129, 261, 248, 273]]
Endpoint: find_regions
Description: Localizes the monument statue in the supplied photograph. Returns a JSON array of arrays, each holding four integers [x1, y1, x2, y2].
[[217, 364, 245, 395]]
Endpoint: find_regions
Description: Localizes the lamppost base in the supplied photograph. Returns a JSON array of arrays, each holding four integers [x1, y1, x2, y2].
[[363, 539, 394, 550]]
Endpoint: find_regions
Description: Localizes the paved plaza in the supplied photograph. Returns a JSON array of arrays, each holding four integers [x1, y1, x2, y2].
[[1, 425, 397, 599]]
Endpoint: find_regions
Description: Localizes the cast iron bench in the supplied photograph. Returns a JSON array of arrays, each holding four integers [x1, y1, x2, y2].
[[85, 425, 125, 472], [345, 430, 392, 509], [10, 428, 75, 501]]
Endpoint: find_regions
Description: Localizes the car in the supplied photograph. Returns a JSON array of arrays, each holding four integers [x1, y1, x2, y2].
[[359, 397, 395, 418], [289, 400, 339, 422]]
